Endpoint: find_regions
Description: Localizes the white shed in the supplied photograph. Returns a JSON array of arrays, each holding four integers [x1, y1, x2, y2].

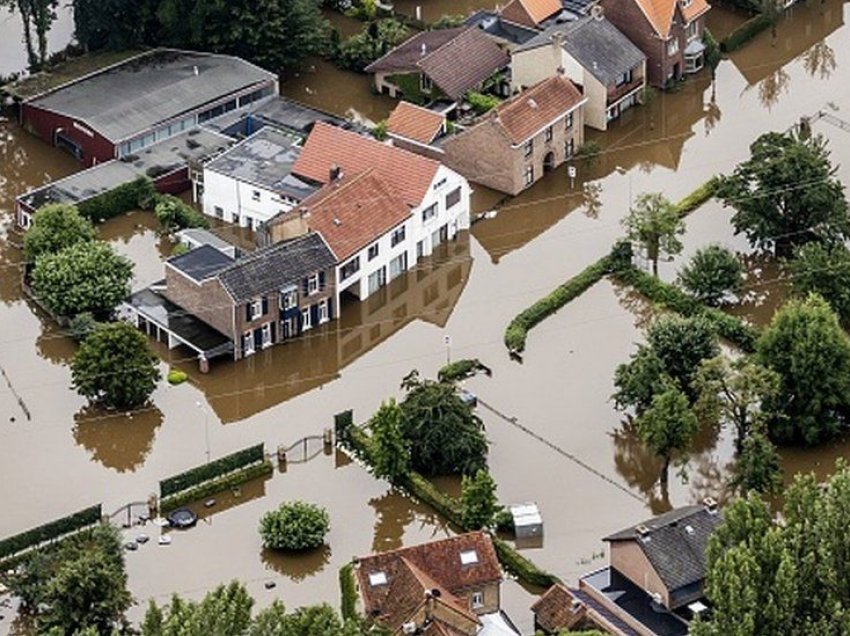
[[510, 502, 543, 540]]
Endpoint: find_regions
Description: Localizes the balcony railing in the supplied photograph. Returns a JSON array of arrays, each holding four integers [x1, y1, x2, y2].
[[607, 76, 645, 105]]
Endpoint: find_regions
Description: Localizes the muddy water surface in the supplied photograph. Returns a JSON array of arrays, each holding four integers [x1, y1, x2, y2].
[[1, 0, 850, 624], [0, 4, 75, 76]]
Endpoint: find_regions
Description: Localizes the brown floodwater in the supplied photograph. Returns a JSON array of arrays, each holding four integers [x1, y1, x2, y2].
[[390, 0, 497, 22], [0, 4, 75, 76], [2, 0, 850, 627]]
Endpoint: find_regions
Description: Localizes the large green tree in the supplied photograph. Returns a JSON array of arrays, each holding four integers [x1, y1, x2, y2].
[[71, 321, 161, 410], [1, 0, 59, 69], [399, 371, 488, 476], [717, 132, 849, 256], [460, 469, 499, 530], [757, 294, 850, 444], [622, 192, 685, 276], [337, 18, 410, 71], [23, 203, 96, 262], [790, 242, 850, 323], [731, 428, 783, 495], [259, 501, 330, 551], [635, 385, 699, 484], [369, 399, 410, 483], [31, 241, 133, 317], [677, 244, 743, 306]]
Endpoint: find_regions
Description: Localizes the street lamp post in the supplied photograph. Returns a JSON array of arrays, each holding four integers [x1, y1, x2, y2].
[[196, 400, 210, 464]]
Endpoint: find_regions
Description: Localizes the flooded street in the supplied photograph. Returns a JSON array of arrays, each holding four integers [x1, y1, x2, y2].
[[0, 4, 75, 76], [2, 0, 850, 624]]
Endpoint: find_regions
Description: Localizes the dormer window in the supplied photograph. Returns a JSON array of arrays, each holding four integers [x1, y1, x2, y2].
[[368, 571, 388, 586], [460, 549, 479, 565]]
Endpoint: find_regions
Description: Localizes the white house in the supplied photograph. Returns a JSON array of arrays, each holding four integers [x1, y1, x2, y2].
[[263, 122, 471, 306], [200, 126, 318, 230]]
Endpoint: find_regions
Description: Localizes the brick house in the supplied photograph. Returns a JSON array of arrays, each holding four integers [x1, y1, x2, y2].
[[500, 0, 563, 29], [599, 0, 711, 88], [442, 75, 586, 195], [511, 17, 647, 130], [162, 233, 337, 360], [354, 532, 517, 635]]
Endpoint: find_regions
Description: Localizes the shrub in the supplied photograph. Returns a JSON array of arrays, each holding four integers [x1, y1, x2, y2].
[[373, 119, 388, 141], [167, 369, 188, 385], [68, 312, 98, 342], [438, 358, 481, 382], [77, 177, 156, 222], [677, 244, 744, 306], [171, 242, 190, 257], [160, 443, 265, 497], [154, 194, 209, 232], [259, 501, 330, 551], [466, 91, 501, 115], [339, 562, 358, 621], [23, 203, 96, 262], [492, 537, 559, 587]]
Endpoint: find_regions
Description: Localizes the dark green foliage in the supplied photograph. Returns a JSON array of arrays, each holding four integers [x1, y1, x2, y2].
[[68, 312, 98, 342], [399, 371, 488, 476], [259, 501, 330, 551], [23, 203, 96, 262], [757, 294, 850, 444], [337, 18, 409, 71], [504, 256, 612, 352], [31, 241, 133, 317], [159, 443, 265, 497], [438, 358, 481, 382], [623, 192, 684, 276], [703, 29, 721, 77], [154, 194, 209, 232], [143, 581, 254, 635], [466, 91, 501, 115], [717, 132, 849, 255], [7, 524, 130, 633], [71, 321, 160, 409], [159, 460, 273, 512], [334, 410, 354, 446], [731, 429, 782, 495], [431, 14, 465, 29], [492, 537, 559, 588], [494, 508, 514, 532], [0, 505, 101, 562], [339, 563, 357, 621], [369, 399, 410, 482], [460, 469, 499, 530], [77, 176, 156, 222], [612, 346, 668, 415], [790, 242, 850, 323], [720, 13, 772, 52], [677, 244, 743, 306], [383, 72, 427, 104], [635, 385, 699, 483]]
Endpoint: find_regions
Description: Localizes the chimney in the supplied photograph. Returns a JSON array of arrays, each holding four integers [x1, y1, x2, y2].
[[329, 163, 342, 181], [193, 65, 199, 76], [421, 42, 427, 57], [551, 32, 564, 74], [424, 590, 435, 623], [703, 497, 718, 513]]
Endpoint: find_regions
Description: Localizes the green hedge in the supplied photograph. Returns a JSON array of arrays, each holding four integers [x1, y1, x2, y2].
[[721, 13, 772, 52], [77, 176, 156, 222], [160, 443, 266, 498], [438, 358, 481, 383], [505, 256, 613, 352], [339, 562, 358, 621], [0, 505, 101, 560], [159, 460, 273, 512], [492, 536, 559, 588], [611, 263, 759, 352], [400, 472, 463, 525], [674, 177, 719, 218]]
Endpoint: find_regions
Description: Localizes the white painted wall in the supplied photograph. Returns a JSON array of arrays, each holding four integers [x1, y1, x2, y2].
[[201, 168, 298, 230]]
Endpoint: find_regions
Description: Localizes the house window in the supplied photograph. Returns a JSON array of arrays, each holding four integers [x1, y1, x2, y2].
[[421, 74, 432, 92], [391, 225, 406, 247], [686, 21, 699, 41], [471, 591, 484, 610], [302, 307, 312, 330], [368, 243, 379, 261], [422, 203, 437, 223], [214, 206, 224, 219], [616, 69, 633, 87], [565, 112, 574, 130], [307, 273, 320, 295], [341, 256, 360, 280], [523, 165, 534, 187], [544, 126, 553, 143], [390, 252, 408, 280], [668, 37, 679, 56], [565, 138, 575, 158], [445, 187, 462, 209], [368, 267, 387, 295], [250, 299, 263, 320], [318, 299, 329, 324], [243, 331, 255, 356], [261, 323, 272, 348], [433, 177, 447, 190], [281, 288, 297, 310], [252, 190, 261, 202], [232, 213, 240, 224], [523, 138, 533, 157]]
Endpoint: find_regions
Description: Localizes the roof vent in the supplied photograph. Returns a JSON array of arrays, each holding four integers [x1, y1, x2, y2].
[[193, 65, 199, 76], [402, 622, 417, 635], [421, 43, 428, 57], [570, 598, 584, 614], [333, 217, 342, 226], [635, 524, 650, 537], [460, 549, 479, 565], [527, 98, 538, 109], [685, 524, 695, 535], [591, 5, 604, 20], [703, 497, 718, 513], [368, 571, 387, 586]]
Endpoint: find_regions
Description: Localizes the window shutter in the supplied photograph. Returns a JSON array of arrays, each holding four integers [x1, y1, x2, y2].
[[302, 278, 309, 295], [311, 304, 319, 327], [270, 321, 277, 343], [261, 295, 268, 315], [319, 271, 326, 290], [245, 303, 251, 322], [327, 299, 333, 321]]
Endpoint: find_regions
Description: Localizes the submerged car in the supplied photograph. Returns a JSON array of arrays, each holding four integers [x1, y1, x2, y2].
[[167, 508, 198, 529]]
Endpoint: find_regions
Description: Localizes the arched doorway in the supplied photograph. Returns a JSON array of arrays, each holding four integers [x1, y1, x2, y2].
[[543, 151, 555, 173]]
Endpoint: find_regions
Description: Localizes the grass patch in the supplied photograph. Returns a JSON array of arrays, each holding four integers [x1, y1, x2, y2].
[[159, 460, 273, 513]]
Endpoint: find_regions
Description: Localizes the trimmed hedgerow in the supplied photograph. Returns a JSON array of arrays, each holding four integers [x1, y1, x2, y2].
[[159, 460, 273, 513], [0, 505, 102, 561], [159, 443, 265, 497], [339, 562, 358, 621], [492, 536, 559, 588], [77, 177, 156, 222], [438, 358, 481, 383], [721, 14, 772, 52]]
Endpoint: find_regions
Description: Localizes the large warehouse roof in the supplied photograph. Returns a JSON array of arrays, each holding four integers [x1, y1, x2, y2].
[[27, 49, 275, 142]]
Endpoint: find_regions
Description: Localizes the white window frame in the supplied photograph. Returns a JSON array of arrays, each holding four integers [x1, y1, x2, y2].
[[281, 289, 297, 310], [368, 243, 379, 261], [318, 299, 329, 324], [252, 190, 261, 202], [668, 37, 679, 56], [261, 323, 272, 348], [391, 225, 406, 247], [243, 331, 255, 356], [523, 138, 533, 157], [302, 307, 312, 330], [544, 125, 553, 143], [523, 165, 534, 187], [250, 299, 263, 320], [422, 203, 437, 223], [307, 274, 319, 295], [471, 591, 484, 609]]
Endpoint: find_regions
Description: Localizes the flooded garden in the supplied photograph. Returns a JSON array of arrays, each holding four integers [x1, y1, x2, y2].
[[2, 0, 850, 629]]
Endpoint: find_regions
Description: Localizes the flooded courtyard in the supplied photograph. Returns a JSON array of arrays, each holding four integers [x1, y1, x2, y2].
[[2, 0, 850, 628]]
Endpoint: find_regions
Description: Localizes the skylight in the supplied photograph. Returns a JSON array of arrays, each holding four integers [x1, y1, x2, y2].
[[368, 571, 388, 586], [460, 549, 479, 565]]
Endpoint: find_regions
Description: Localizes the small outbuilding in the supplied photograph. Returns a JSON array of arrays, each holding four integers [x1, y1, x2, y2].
[[510, 502, 543, 540]]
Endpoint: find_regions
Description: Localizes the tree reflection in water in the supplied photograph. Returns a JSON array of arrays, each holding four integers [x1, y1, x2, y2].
[[368, 488, 452, 554], [261, 544, 331, 583], [73, 405, 163, 473], [802, 41, 836, 79]]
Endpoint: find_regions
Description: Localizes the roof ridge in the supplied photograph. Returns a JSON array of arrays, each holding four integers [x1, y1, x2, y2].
[[416, 26, 473, 66], [358, 531, 489, 561]]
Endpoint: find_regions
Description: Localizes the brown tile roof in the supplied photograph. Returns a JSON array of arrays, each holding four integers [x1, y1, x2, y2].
[[501, 0, 562, 28], [634, 0, 710, 38], [387, 101, 445, 145], [532, 584, 579, 633], [357, 532, 501, 631], [295, 169, 409, 261], [681, 0, 711, 23], [293, 122, 440, 208], [493, 75, 584, 145], [366, 27, 509, 100]]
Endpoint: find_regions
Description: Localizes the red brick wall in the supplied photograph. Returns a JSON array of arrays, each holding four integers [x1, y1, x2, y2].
[[21, 103, 116, 167]]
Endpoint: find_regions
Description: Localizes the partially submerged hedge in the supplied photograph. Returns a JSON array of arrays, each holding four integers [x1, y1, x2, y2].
[[438, 358, 482, 383], [160, 443, 266, 497], [721, 13, 772, 52], [0, 505, 101, 561], [492, 536, 558, 588], [504, 256, 613, 352], [78, 176, 156, 222], [339, 562, 358, 621], [160, 460, 273, 513]]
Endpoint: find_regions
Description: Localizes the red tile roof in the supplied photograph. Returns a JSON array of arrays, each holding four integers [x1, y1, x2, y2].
[[293, 122, 440, 208], [634, 0, 710, 38], [387, 101, 445, 145], [501, 0, 562, 27], [295, 169, 409, 261], [494, 75, 584, 145]]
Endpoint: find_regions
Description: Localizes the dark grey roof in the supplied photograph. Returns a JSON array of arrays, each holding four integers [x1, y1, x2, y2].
[[17, 128, 232, 212], [572, 587, 641, 636], [217, 233, 335, 302], [581, 568, 690, 636], [465, 10, 540, 46], [516, 17, 646, 87], [251, 97, 347, 135], [562, 0, 596, 14], [604, 505, 723, 594], [205, 127, 318, 200], [168, 244, 235, 283], [28, 49, 275, 142]]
